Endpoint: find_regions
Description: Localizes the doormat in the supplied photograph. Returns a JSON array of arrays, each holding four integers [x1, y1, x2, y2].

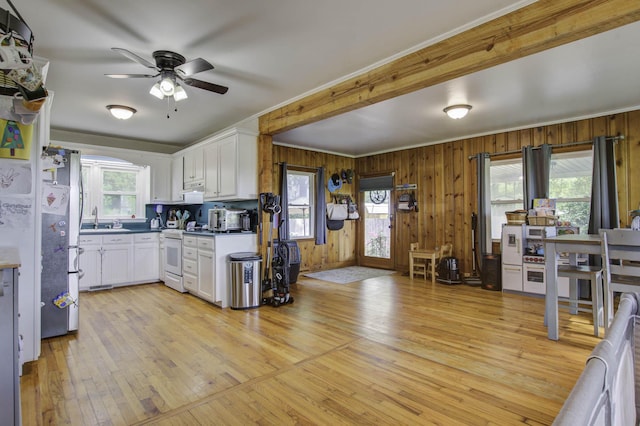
[[303, 266, 395, 284]]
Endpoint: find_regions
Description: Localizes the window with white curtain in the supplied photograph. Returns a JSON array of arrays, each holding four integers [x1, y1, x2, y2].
[[81, 156, 149, 220], [287, 170, 315, 239]]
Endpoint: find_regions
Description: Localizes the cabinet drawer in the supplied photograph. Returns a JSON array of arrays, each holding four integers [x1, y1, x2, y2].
[[102, 234, 133, 244], [183, 273, 197, 291], [79, 235, 101, 245], [134, 233, 159, 243], [197, 237, 214, 251], [183, 246, 198, 260], [183, 258, 198, 275], [183, 236, 198, 247]]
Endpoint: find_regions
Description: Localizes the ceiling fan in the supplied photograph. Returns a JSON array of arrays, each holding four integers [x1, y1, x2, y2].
[[105, 48, 229, 101]]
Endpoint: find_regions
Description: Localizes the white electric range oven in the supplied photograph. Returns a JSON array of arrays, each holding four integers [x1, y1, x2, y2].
[[162, 229, 187, 293]]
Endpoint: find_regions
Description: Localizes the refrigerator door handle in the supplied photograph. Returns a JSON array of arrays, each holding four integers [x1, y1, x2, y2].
[[78, 269, 84, 280], [78, 247, 85, 255]]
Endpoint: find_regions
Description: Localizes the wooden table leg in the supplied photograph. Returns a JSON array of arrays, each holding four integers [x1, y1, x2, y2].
[[409, 252, 414, 280], [430, 254, 436, 284]]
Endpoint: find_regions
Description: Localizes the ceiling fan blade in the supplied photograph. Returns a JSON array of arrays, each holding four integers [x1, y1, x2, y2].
[[112, 47, 157, 69], [105, 73, 158, 79], [175, 58, 214, 76], [182, 78, 229, 94]]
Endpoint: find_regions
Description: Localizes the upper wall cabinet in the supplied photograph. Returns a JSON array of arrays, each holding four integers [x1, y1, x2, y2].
[[183, 147, 205, 190], [204, 129, 258, 201], [171, 154, 184, 202]]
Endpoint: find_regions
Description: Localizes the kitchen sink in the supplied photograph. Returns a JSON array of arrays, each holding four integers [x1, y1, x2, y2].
[[80, 228, 131, 233]]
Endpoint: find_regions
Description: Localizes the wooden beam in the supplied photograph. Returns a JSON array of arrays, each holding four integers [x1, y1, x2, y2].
[[259, 0, 640, 135]]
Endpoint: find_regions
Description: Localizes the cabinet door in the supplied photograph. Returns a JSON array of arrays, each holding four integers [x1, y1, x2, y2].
[[197, 249, 215, 302], [204, 143, 220, 199], [184, 148, 205, 187], [79, 246, 101, 290], [183, 273, 198, 293], [172, 154, 184, 201], [150, 161, 171, 202], [133, 244, 159, 282], [501, 264, 523, 291], [102, 246, 132, 285], [217, 136, 237, 199]]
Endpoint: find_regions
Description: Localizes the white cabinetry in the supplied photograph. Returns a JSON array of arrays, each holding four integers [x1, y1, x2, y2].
[[80, 232, 160, 290], [183, 147, 205, 190], [204, 129, 258, 200], [133, 233, 160, 283], [159, 233, 166, 282], [101, 234, 133, 286], [197, 238, 215, 301], [171, 154, 184, 202], [182, 235, 215, 302], [182, 236, 198, 294], [79, 235, 102, 290], [180, 233, 257, 307], [150, 161, 171, 202]]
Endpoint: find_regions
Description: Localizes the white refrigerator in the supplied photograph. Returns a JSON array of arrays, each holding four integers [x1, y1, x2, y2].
[[501, 224, 524, 292]]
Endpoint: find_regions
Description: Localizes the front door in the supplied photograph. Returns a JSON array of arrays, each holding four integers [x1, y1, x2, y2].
[[360, 189, 394, 269]]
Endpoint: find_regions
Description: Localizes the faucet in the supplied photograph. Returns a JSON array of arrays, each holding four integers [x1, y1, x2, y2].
[[92, 206, 98, 229]]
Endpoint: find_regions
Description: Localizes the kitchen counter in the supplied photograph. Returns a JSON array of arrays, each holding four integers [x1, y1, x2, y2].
[[80, 228, 162, 235], [183, 230, 256, 238], [0, 247, 21, 269]]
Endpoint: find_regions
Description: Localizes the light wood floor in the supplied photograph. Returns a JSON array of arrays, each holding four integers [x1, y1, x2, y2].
[[21, 273, 601, 425]]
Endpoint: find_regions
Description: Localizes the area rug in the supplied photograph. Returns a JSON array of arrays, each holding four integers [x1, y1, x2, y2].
[[303, 266, 395, 284]]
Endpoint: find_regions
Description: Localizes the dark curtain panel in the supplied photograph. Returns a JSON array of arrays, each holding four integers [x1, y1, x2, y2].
[[522, 144, 552, 210], [280, 162, 289, 239], [476, 153, 490, 267], [315, 167, 326, 245], [588, 136, 619, 234]]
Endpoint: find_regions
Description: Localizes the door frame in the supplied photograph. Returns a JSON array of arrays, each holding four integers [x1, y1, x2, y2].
[[357, 172, 395, 269]]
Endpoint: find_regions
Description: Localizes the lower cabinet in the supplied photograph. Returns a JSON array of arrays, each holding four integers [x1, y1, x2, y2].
[[182, 235, 215, 303], [133, 233, 160, 283], [181, 233, 257, 307], [79, 232, 160, 290]]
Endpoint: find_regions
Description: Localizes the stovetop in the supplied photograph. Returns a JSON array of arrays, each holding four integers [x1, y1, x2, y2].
[[523, 255, 545, 264]]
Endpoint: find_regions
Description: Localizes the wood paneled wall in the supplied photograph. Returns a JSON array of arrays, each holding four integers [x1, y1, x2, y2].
[[266, 109, 640, 274], [271, 146, 357, 272], [357, 109, 640, 275]]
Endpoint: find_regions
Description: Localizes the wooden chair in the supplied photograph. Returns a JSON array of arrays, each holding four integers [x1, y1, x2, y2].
[[556, 263, 604, 337], [599, 228, 640, 332], [409, 242, 427, 280]]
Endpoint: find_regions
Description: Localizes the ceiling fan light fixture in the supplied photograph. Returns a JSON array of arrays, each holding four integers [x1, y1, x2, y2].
[[159, 77, 175, 96], [174, 84, 188, 102], [149, 83, 164, 99], [444, 104, 472, 119], [106, 105, 136, 120]]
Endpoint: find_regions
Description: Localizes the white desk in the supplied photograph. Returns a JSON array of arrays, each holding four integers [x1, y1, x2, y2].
[[544, 234, 602, 340]]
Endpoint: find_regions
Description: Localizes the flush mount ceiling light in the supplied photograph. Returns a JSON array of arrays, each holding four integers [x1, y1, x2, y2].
[[443, 104, 472, 119], [106, 105, 136, 120]]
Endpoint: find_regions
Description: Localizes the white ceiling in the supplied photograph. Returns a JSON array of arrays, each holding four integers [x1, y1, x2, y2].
[[15, 0, 640, 156]]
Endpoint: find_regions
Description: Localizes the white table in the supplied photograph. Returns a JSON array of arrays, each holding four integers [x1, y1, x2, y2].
[[544, 234, 602, 340]]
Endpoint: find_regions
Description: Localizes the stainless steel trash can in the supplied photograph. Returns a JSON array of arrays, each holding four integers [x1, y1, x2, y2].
[[228, 252, 262, 309]]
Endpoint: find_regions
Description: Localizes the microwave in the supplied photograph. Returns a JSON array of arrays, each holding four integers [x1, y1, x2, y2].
[[525, 225, 557, 240], [208, 208, 248, 232]]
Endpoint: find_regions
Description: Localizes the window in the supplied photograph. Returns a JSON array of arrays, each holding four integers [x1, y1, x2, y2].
[[82, 156, 149, 220], [489, 159, 523, 239], [489, 150, 593, 239], [287, 170, 315, 239], [549, 151, 593, 234]]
